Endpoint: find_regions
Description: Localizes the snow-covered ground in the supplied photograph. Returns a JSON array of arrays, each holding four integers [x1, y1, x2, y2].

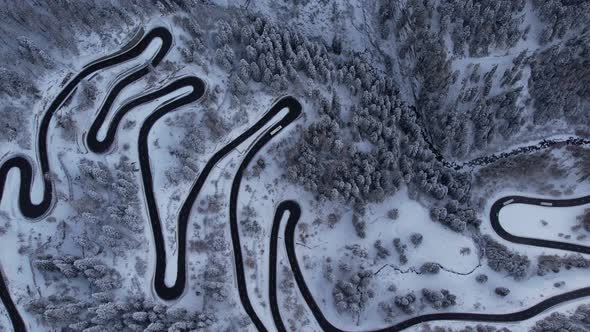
[[236, 147, 590, 331], [410, 297, 589, 331], [0, 21, 173, 332], [2, 1, 590, 331], [500, 202, 590, 246]]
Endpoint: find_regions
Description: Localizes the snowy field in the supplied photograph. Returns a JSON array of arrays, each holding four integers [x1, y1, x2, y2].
[[1, 1, 590, 331], [500, 202, 590, 246]]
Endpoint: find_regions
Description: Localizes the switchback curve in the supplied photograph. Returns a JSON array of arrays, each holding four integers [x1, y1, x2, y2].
[[491, 195, 590, 255], [0, 26, 173, 332], [145, 96, 301, 301], [269, 201, 290, 332], [229, 98, 302, 331], [278, 196, 590, 331]]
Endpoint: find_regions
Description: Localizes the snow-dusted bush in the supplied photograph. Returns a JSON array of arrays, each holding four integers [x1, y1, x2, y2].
[[422, 288, 457, 309], [332, 270, 374, 317], [481, 235, 530, 280]]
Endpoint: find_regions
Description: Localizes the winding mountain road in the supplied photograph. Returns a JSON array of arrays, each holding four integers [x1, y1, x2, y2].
[[0, 26, 175, 332], [275, 196, 590, 332], [268, 201, 292, 332], [491, 195, 590, 255], [229, 98, 301, 331], [0, 23, 302, 331], [146, 95, 301, 301], [2, 23, 590, 332]]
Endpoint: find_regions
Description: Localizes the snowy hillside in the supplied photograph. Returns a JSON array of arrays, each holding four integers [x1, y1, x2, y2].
[[0, 1, 590, 332]]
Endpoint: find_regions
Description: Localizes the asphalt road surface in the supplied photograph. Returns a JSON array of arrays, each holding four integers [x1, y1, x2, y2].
[[0, 26, 175, 332], [3, 23, 590, 332], [144, 95, 301, 301], [228, 98, 301, 331], [278, 196, 590, 332]]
